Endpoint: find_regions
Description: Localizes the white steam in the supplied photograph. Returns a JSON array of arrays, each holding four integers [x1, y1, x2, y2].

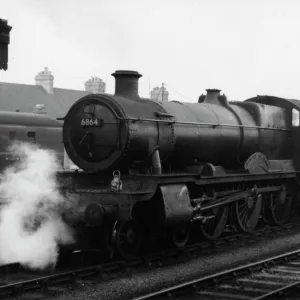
[[0, 142, 74, 270]]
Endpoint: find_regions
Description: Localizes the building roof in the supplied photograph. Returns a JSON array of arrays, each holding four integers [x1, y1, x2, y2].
[[0, 82, 89, 118]]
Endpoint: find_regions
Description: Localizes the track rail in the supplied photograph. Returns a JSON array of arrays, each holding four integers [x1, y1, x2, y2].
[[134, 249, 300, 300], [0, 222, 299, 299]]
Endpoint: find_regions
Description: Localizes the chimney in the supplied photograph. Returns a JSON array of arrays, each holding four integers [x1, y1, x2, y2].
[[35, 67, 54, 94], [150, 84, 169, 101], [112, 70, 142, 99], [198, 89, 228, 106], [85, 77, 106, 94]]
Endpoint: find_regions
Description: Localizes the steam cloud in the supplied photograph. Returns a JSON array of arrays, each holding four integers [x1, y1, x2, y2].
[[0, 142, 74, 270]]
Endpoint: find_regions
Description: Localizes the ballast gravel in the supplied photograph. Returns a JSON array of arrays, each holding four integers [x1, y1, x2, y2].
[[10, 233, 300, 300], [33, 231, 300, 300]]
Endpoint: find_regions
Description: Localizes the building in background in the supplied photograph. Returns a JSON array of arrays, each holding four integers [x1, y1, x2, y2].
[[0, 67, 106, 118], [85, 77, 106, 94], [35, 67, 54, 94], [150, 84, 169, 101], [0, 19, 12, 71]]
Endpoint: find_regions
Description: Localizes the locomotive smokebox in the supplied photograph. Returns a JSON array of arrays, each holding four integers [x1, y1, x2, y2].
[[112, 70, 142, 99]]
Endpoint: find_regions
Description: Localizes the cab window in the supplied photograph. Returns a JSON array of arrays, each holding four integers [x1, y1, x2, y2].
[[292, 108, 300, 127]]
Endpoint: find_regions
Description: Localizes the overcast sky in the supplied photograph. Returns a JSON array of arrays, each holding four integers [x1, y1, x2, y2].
[[1, 0, 300, 102]]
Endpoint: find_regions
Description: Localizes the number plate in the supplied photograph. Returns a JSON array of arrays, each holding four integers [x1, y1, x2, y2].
[[80, 118, 102, 127]]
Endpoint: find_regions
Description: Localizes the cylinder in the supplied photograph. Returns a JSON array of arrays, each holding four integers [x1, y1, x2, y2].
[[84, 203, 105, 226]]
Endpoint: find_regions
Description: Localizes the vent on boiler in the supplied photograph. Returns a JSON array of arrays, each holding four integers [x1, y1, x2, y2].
[[198, 89, 229, 106]]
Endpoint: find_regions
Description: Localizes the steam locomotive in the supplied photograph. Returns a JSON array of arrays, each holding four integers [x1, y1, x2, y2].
[[61, 70, 300, 258]]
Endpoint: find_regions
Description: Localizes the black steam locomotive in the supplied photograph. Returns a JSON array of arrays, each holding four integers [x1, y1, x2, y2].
[[61, 70, 300, 258]]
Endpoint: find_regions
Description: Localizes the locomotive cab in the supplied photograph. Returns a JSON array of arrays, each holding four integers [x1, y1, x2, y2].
[[245, 95, 300, 171], [291, 108, 300, 170]]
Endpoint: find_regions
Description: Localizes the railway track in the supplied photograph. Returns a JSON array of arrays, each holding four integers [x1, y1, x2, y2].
[[0, 222, 299, 299], [135, 249, 300, 300]]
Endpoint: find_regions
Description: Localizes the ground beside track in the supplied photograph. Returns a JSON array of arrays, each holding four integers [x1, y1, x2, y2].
[[10, 230, 300, 300]]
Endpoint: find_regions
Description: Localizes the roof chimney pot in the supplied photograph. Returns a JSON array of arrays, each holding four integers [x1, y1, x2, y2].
[[35, 67, 54, 94]]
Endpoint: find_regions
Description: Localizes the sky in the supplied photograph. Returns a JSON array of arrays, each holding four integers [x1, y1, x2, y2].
[[1, 0, 300, 102]]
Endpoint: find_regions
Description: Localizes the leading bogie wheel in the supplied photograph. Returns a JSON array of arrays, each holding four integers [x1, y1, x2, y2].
[[170, 225, 190, 248], [113, 220, 141, 259]]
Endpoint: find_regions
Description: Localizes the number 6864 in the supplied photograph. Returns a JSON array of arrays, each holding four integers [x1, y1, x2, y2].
[[80, 118, 102, 127]]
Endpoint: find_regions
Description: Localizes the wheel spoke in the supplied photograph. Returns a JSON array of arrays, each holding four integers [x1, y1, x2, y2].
[[239, 204, 249, 225], [240, 210, 248, 226]]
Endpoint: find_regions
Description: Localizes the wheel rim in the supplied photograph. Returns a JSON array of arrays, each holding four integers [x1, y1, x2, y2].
[[171, 225, 190, 248], [264, 185, 293, 225], [114, 221, 141, 259], [233, 194, 262, 232], [200, 206, 229, 240]]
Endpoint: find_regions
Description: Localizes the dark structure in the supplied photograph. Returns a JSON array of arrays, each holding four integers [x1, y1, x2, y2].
[[0, 19, 12, 71], [61, 70, 300, 259]]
